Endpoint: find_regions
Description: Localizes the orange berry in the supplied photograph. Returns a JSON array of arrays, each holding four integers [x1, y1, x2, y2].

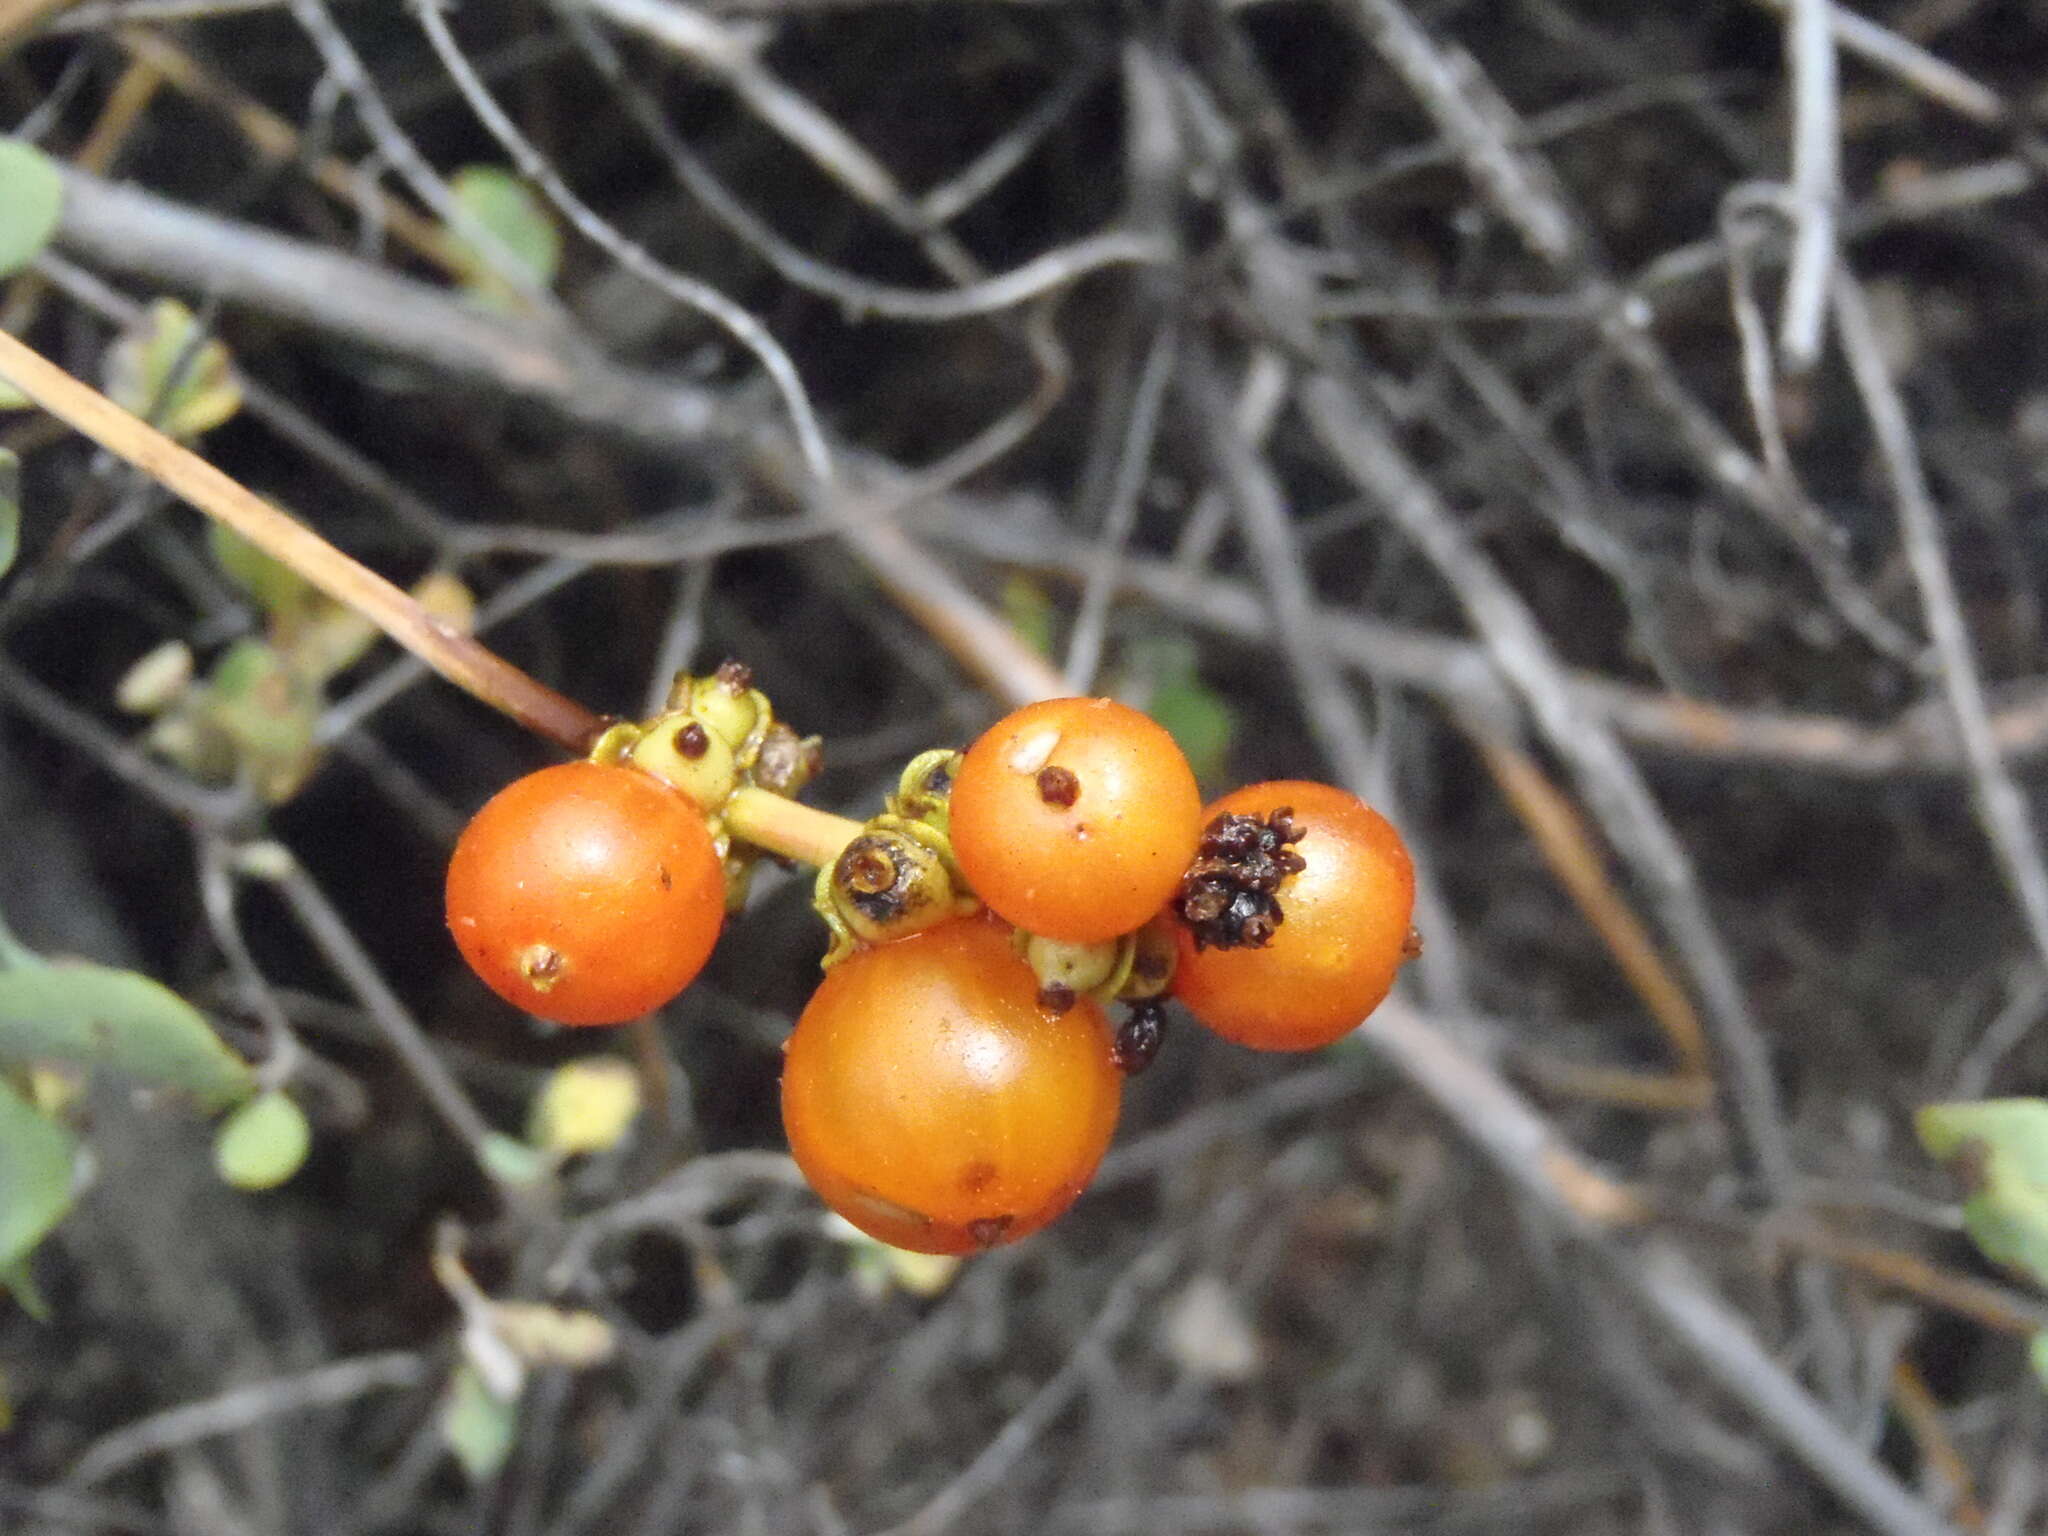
[[781, 917, 1122, 1255], [949, 697, 1202, 944], [1172, 781, 1415, 1051], [446, 760, 725, 1026]]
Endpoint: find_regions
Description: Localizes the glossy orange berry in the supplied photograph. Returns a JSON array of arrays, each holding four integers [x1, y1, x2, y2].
[[949, 697, 1202, 944], [446, 760, 725, 1026], [781, 917, 1122, 1255], [1172, 781, 1415, 1051]]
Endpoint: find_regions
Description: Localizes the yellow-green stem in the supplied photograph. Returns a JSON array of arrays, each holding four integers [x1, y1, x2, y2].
[[724, 785, 861, 870]]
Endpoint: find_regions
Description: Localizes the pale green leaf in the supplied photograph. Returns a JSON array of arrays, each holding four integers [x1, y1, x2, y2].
[[1149, 676, 1234, 786], [0, 961, 253, 1110], [1000, 574, 1056, 659], [3, 1256, 52, 1320], [441, 1360, 519, 1482], [0, 447, 17, 581], [209, 523, 314, 627], [529, 1058, 639, 1157], [0, 140, 63, 281], [479, 1132, 551, 1188], [114, 640, 195, 715], [214, 1091, 311, 1190], [203, 639, 320, 803], [0, 1079, 75, 1279], [1121, 635, 1235, 785], [448, 167, 560, 302], [104, 299, 241, 441], [1917, 1099, 2048, 1289], [2033, 1332, 2048, 1394]]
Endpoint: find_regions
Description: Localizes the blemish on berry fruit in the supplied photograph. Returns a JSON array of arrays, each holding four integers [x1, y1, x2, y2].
[[1401, 926, 1425, 959], [1035, 765, 1080, 808], [1006, 727, 1062, 775], [518, 944, 566, 990], [967, 1215, 1014, 1250], [675, 721, 711, 760], [849, 1189, 935, 1233], [657, 864, 672, 891], [959, 1160, 998, 1195], [1037, 981, 1077, 1016], [714, 658, 753, 694]]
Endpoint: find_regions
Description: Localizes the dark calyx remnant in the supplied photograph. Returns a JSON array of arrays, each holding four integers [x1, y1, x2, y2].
[[1038, 981, 1077, 1016], [1175, 808, 1306, 951], [1112, 999, 1165, 1075]]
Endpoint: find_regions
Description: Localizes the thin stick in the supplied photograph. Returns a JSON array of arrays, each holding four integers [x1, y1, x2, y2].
[[1468, 727, 1711, 1078], [0, 328, 606, 753], [1748, 0, 2006, 125], [1779, 0, 1840, 371], [1834, 269, 2048, 984], [67, 1353, 428, 1486]]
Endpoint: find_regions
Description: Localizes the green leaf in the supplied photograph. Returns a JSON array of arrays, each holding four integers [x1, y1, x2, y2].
[[1149, 675, 1234, 786], [2032, 1332, 2048, 1394], [448, 167, 560, 305], [440, 1359, 519, 1482], [1000, 574, 1056, 659], [0, 961, 253, 1110], [0, 447, 17, 581], [0, 140, 63, 281], [214, 1091, 311, 1190], [203, 639, 320, 803], [0, 1078, 76, 1279], [209, 523, 315, 629], [1122, 635, 1235, 784], [478, 1132, 551, 1188], [3, 1256, 53, 1321], [104, 299, 241, 441], [1917, 1099, 2048, 1289]]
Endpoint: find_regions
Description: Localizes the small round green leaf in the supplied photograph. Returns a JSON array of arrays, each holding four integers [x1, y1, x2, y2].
[[441, 1359, 519, 1482], [0, 140, 63, 281], [1918, 1098, 2048, 1289], [214, 1091, 311, 1190], [479, 1131, 551, 1188], [449, 166, 560, 302]]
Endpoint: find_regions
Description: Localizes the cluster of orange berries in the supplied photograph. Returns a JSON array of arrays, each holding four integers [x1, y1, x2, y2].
[[445, 670, 1417, 1255]]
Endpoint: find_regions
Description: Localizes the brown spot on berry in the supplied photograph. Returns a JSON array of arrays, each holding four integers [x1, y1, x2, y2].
[[1036, 765, 1080, 808], [675, 721, 711, 759], [658, 864, 672, 891], [967, 1215, 1013, 1250], [714, 658, 753, 694], [959, 1160, 998, 1195]]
